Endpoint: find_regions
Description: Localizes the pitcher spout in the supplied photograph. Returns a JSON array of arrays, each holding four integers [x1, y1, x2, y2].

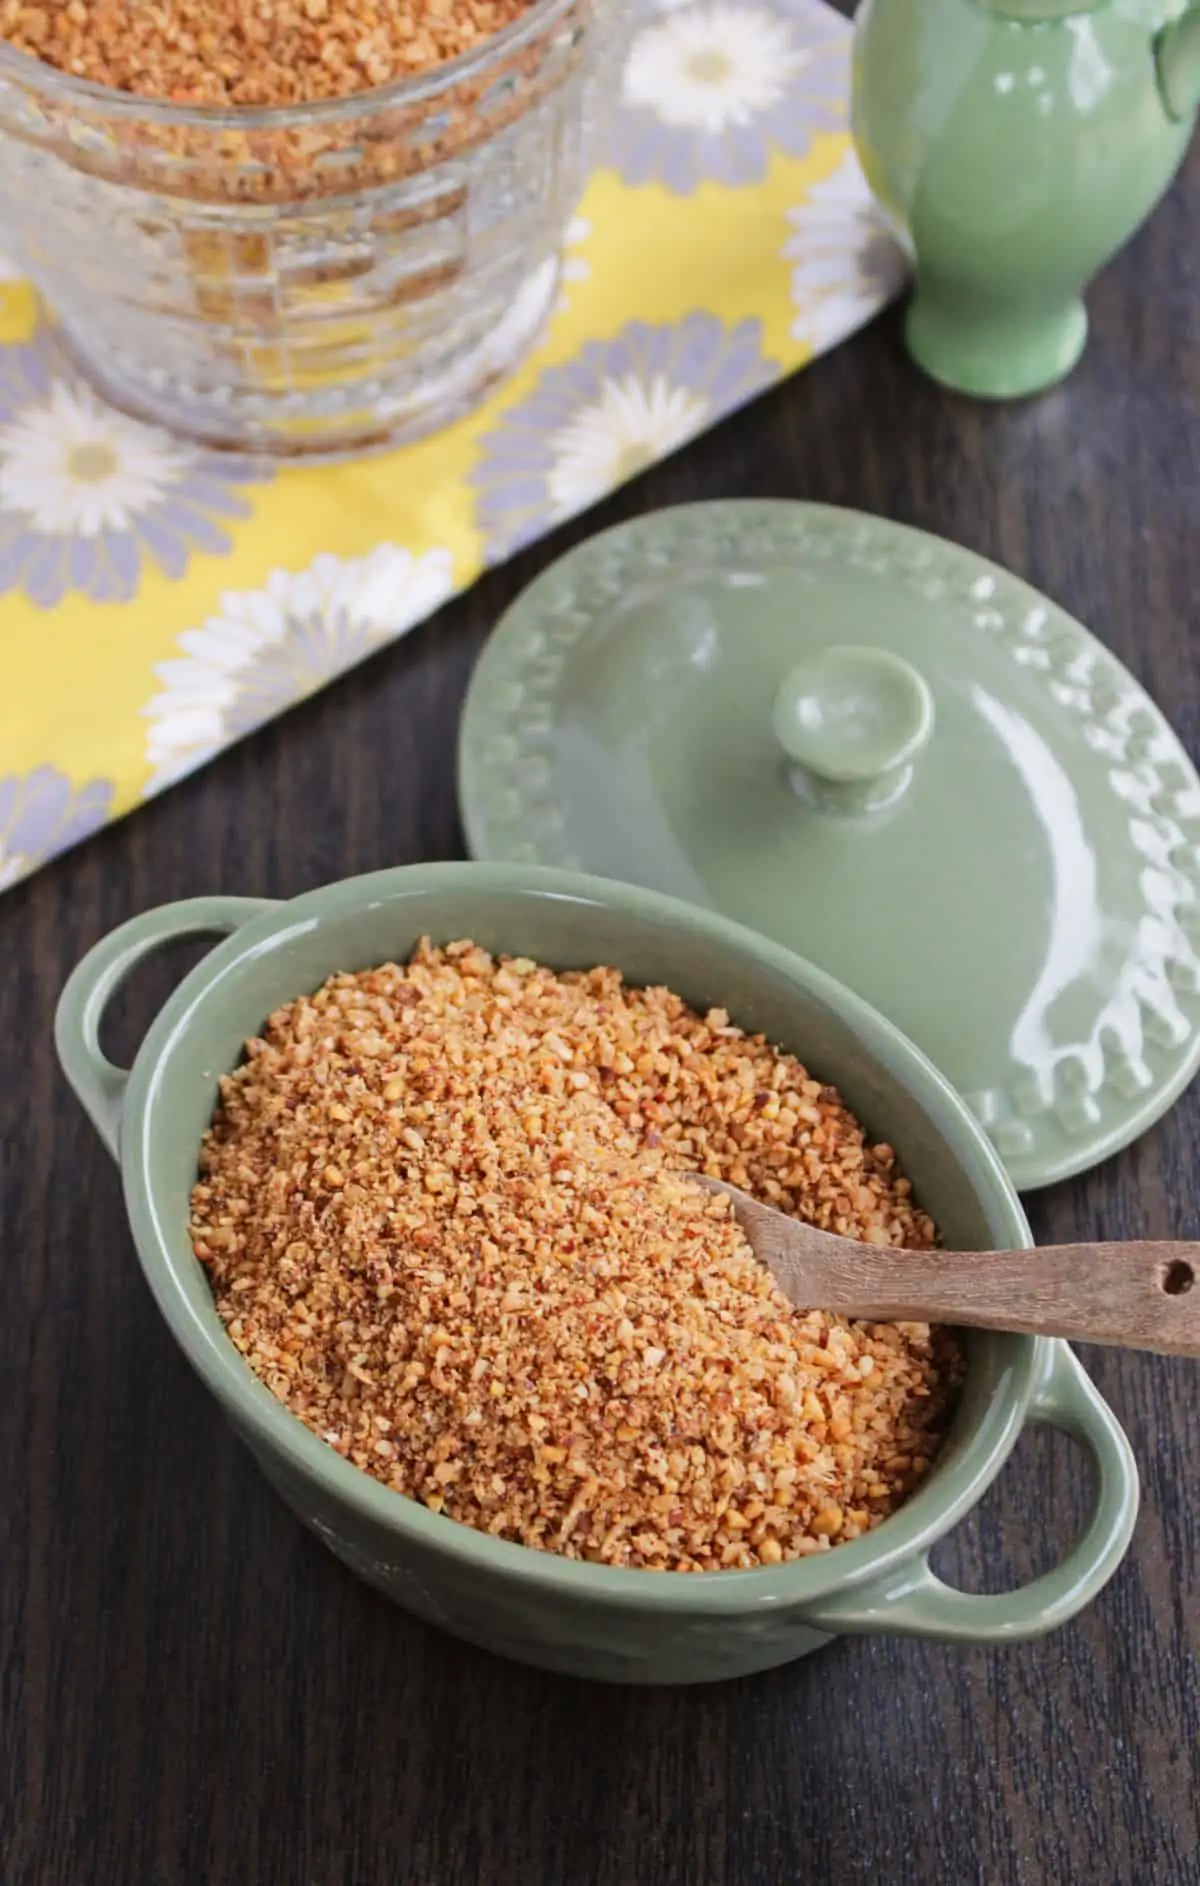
[[1157, 3, 1200, 120]]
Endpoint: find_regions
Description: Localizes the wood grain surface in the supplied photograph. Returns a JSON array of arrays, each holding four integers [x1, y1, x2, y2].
[[3, 143, 1198, 1886]]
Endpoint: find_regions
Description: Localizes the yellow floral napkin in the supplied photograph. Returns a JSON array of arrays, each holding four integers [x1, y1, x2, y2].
[[0, 0, 904, 894]]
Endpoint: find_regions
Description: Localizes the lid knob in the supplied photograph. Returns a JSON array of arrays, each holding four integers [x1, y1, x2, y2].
[[772, 646, 935, 812]]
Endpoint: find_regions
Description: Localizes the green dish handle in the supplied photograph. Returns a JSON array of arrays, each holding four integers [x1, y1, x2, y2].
[[55, 898, 277, 1162], [805, 1343, 1138, 1643]]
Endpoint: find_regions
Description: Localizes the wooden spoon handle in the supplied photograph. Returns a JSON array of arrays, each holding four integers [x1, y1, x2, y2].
[[816, 1241, 1200, 1356]]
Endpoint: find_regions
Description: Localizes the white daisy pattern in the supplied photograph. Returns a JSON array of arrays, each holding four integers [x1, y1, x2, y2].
[[785, 152, 908, 351], [625, 3, 798, 131], [141, 544, 456, 796], [470, 313, 778, 561], [0, 380, 184, 540], [605, 0, 847, 194], [546, 375, 710, 517], [0, 334, 268, 607]]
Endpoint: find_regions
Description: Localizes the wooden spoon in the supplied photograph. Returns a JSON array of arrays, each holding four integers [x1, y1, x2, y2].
[[693, 1177, 1200, 1357]]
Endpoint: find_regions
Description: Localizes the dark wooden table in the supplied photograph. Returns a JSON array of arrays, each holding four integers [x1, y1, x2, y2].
[[4, 144, 1198, 1886]]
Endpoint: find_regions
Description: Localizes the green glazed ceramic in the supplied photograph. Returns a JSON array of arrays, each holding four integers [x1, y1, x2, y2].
[[457, 503, 1200, 1193], [55, 865, 1138, 1684], [851, 0, 1200, 397]]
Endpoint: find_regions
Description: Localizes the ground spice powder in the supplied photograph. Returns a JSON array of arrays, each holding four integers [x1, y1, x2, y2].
[[191, 943, 962, 1572], [0, 0, 535, 106]]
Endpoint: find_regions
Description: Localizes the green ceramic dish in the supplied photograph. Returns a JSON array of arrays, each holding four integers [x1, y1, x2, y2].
[[55, 864, 1138, 1685]]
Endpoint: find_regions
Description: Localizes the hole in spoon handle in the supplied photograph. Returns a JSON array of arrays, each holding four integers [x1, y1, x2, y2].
[[1159, 1257, 1195, 1297], [894, 1241, 1200, 1359]]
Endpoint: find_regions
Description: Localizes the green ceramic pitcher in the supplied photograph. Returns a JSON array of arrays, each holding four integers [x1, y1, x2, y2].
[[852, 0, 1200, 398]]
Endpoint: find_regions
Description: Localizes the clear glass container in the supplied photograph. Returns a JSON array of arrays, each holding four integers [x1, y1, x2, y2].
[[0, 0, 615, 458]]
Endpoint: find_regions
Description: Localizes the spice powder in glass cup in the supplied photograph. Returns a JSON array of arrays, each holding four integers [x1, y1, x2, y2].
[[0, 1, 538, 107], [190, 942, 963, 1573], [0, 0, 567, 210]]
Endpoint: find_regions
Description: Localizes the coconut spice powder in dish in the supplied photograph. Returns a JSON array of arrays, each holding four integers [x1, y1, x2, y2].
[[190, 942, 962, 1572]]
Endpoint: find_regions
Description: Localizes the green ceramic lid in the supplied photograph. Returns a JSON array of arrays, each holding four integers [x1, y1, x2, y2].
[[458, 501, 1200, 1190]]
